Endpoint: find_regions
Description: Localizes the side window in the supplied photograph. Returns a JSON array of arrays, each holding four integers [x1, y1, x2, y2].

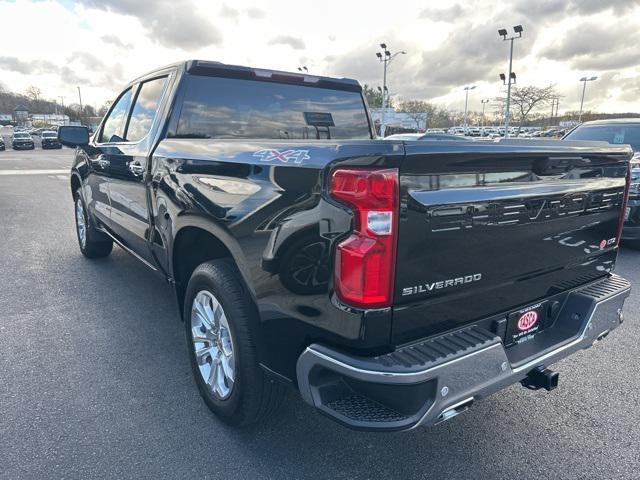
[[125, 76, 168, 142], [100, 88, 133, 143]]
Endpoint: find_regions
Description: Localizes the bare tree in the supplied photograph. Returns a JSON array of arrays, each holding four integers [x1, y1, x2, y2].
[[362, 84, 383, 108], [25, 85, 42, 110], [398, 100, 434, 130], [500, 85, 559, 133], [97, 100, 113, 117]]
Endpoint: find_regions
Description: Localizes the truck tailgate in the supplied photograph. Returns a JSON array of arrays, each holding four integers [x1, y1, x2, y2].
[[392, 141, 630, 343]]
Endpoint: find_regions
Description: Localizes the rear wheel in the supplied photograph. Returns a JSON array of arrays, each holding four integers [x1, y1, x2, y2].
[[73, 191, 113, 258], [184, 259, 286, 426]]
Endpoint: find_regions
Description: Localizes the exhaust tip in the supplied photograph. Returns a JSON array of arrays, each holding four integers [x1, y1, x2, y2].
[[436, 397, 474, 424]]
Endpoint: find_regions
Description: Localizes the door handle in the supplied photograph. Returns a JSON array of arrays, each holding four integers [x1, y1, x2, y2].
[[128, 161, 144, 176], [95, 155, 110, 168]]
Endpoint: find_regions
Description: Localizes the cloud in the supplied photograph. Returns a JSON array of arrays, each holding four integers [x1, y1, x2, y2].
[[268, 35, 305, 50], [0, 57, 59, 75], [76, 0, 222, 48], [100, 34, 132, 49], [61, 52, 125, 88], [512, 0, 637, 22], [570, 0, 638, 15], [512, 0, 568, 21], [245, 7, 266, 19], [543, 22, 640, 70], [419, 4, 463, 22], [220, 4, 239, 20], [416, 21, 535, 90]]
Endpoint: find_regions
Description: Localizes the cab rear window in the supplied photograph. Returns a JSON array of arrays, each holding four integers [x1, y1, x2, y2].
[[172, 75, 371, 140]]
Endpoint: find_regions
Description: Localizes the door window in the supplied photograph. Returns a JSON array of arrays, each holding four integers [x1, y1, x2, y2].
[[100, 88, 133, 143], [125, 77, 168, 142]]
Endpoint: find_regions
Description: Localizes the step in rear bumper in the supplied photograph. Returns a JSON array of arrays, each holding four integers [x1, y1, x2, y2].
[[296, 274, 631, 431]]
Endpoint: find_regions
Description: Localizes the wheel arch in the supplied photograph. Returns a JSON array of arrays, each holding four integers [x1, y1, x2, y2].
[[70, 171, 82, 198], [171, 220, 256, 318]]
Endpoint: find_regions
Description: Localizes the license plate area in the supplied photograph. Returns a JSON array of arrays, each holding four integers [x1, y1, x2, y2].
[[505, 301, 548, 346]]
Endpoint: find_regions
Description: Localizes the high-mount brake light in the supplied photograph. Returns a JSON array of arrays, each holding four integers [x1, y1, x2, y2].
[[253, 69, 319, 84], [330, 168, 399, 308]]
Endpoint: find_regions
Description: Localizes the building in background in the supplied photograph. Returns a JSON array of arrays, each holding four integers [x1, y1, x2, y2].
[[31, 113, 70, 126], [12, 105, 29, 126]]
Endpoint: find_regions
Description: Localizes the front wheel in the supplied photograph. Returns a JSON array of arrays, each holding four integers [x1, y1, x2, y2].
[[73, 191, 113, 258], [184, 259, 286, 426]]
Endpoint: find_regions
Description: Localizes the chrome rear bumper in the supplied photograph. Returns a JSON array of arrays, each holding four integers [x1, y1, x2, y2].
[[296, 274, 631, 431]]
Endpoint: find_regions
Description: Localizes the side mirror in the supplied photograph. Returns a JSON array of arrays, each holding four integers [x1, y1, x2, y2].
[[58, 126, 90, 147]]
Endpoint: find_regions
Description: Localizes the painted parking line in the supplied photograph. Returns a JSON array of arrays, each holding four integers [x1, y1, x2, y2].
[[0, 169, 69, 175]]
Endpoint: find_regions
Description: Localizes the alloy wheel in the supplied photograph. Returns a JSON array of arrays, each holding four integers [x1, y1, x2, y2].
[[190, 290, 235, 400]]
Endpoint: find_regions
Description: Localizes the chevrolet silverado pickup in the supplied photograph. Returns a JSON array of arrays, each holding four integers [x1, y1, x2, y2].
[[58, 60, 632, 431]]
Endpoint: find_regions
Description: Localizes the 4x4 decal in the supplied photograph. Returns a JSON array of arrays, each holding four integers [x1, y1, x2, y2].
[[252, 149, 310, 164]]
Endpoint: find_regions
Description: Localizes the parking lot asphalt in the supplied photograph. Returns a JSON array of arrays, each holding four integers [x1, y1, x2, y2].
[[1, 148, 639, 480]]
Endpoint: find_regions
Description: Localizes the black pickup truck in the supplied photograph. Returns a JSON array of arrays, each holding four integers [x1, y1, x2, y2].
[[59, 60, 632, 431]]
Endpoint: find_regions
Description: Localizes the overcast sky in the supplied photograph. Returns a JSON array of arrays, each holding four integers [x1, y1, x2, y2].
[[1, 0, 639, 114]]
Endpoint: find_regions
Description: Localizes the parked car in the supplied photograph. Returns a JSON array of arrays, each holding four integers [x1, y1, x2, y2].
[[59, 60, 631, 431], [563, 119, 640, 247], [11, 132, 35, 149], [386, 133, 471, 141], [40, 130, 62, 149], [0, 136, 5, 151]]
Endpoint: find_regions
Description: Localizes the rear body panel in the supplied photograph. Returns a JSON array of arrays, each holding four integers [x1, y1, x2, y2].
[[150, 138, 404, 380], [393, 140, 630, 343]]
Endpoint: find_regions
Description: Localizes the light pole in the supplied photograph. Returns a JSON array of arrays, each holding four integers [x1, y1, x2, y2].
[[578, 76, 597, 123], [59, 96, 65, 125], [297, 66, 308, 72], [463, 85, 476, 130], [376, 43, 405, 137], [498, 25, 523, 138], [77, 86, 84, 126], [549, 98, 560, 126], [481, 99, 490, 127]]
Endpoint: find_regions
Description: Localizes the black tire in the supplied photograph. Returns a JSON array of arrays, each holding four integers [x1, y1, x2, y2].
[[73, 190, 113, 258], [184, 259, 286, 426]]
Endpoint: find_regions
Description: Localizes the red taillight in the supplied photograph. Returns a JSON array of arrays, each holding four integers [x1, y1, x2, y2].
[[330, 168, 398, 308], [616, 163, 632, 246]]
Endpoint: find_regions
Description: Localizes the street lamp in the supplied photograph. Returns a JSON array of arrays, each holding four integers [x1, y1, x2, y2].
[[549, 97, 560, 126], [297, 66, 308, 72], [463, 85, 476, 130], [578, 76, 597, 123], [376, 43, 406, 137], [59, 96, 65, 125], [481, 99, 490, 127], [77, 86, 84, 126], [500, 72, 516, 84], [498, 24, 523, 137]]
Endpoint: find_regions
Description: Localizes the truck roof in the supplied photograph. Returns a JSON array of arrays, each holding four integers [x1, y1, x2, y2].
[[129, 59, 361, 92], [579, 118, 640, 126]]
